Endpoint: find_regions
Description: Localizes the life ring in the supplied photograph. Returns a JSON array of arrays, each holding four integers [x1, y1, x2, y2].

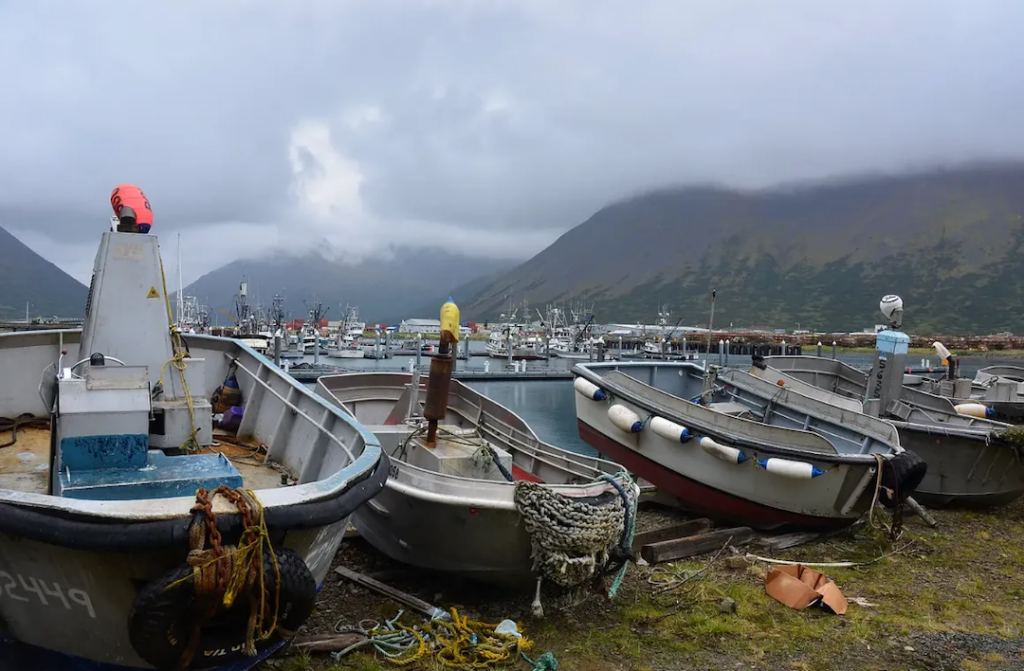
[[128, 546, 317, 670]]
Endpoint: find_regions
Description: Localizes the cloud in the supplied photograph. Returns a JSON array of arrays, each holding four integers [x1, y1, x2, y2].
[[3, 0, 1024, 284]]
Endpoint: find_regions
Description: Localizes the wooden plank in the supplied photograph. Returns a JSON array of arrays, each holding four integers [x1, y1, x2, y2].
[[754, 530, 823, 552], [334, 565, 444, 619], [290, 633, 367, 653], [631, 518, 712, 552], [640, 527, 754, 564]]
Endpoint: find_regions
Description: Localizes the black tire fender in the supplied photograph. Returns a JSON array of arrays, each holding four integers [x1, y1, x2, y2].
[[127, 547, 316, 670], [880, 449, 928, 508]]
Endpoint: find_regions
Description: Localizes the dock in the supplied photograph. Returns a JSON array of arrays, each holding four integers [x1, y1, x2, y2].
[[286, 366, 573, 383], [451, 369, 572, 381]]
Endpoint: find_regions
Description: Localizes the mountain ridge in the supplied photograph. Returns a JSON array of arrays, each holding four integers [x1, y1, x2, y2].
[[462, 163, 1024, 333], [181, 247, 516, 325], [0, 225, 88, 320]]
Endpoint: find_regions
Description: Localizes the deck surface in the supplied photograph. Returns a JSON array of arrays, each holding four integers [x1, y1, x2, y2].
[[0, 426, 50, 494], [0, 427, 287, 495]]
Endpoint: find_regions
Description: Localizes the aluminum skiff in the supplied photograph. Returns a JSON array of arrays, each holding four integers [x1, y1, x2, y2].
[[572, 361, 925, 530]]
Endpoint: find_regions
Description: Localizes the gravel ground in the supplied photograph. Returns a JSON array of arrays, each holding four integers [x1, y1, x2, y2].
[[269, 499, 1024, 671]]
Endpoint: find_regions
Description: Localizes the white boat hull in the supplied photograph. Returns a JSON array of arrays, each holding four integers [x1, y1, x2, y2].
[[328, 349, 365, 359], [572, 362, 923, 530]]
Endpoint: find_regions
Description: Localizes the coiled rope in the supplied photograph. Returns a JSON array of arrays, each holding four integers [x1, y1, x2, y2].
[[0, 414, 49, 449], [333, 608, 538, 669]]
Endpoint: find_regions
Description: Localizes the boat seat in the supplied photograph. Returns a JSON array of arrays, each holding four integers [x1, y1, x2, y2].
[[706, 401, 753, 417], [511, 464, 543, 483], [58, 451, 243, 500]]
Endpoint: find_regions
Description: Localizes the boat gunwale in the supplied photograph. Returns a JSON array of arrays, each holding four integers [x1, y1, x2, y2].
[[316, 372, 637, 510], [762, 356, 1014, 436], [0, 331, 385, 525], [573, 361, 891, 466]]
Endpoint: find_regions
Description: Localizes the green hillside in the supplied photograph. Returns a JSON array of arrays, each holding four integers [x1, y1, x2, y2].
[[463, 164, 1024, 334]]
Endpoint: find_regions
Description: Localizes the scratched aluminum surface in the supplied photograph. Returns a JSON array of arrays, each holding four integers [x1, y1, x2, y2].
[[0, 330, 379, 667], [315, 372, 632, 586], [571, 361, 891, 527]]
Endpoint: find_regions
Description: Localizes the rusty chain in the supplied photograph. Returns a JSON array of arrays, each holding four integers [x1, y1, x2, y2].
[[175, 486, 264, 670]]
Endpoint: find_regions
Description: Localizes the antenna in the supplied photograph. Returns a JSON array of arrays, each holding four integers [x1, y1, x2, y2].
[[176, 232, 184, 325]]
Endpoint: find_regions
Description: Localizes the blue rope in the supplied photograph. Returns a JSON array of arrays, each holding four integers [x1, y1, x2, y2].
[[489, 446, 515, 482], [599, 471, 637, 599], [522, 650, 559, 670]]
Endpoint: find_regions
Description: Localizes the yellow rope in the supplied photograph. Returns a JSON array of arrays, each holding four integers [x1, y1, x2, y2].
[[426, 609, 533, 669], [157, 256, 200, 452], [167, 488, 283, 655]]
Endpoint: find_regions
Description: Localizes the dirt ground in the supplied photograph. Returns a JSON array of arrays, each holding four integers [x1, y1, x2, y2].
[[265, 499, 1024, 671]]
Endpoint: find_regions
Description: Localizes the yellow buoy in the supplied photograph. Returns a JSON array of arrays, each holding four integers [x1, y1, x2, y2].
[[440, 297, 460, 342]]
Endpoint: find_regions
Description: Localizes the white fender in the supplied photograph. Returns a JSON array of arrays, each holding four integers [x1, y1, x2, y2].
[[650, 416, 693, 444], [954, 402, 993, 418], [574, 377, 606, 401], [757, 457, 824, 480], [608, 405, 643, 433], [699, 436, 747, 464]]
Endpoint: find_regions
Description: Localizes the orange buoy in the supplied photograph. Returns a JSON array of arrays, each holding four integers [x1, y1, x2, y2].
[[110, 184, 153, 233]]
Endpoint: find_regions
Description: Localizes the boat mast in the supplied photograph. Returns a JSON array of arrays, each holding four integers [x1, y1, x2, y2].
[[705, 289, 716, 367]]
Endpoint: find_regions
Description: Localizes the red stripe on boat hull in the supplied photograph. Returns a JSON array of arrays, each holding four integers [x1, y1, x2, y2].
[[511, 464, 543, 483], [577, 419, 855, 531]]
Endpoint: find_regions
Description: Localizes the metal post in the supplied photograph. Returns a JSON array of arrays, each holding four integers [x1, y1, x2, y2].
[[618, 336, 623, 357], [385, 329, 391, 359], [817, 341, 822, 358], [507, 330, 513, 367], [705, 289, 716, 367], [313, 331, 320, 365], [406, 368, 421, 420], [375, 329, 382, 359], [274, 331, 282, 367], [718, 339, 724, 366], [544, 333, 550, 360], [725, 339, 730, 366], [682, 336, 687, 360], [416, 334, 422, 367], [832, 341, 837, 359]]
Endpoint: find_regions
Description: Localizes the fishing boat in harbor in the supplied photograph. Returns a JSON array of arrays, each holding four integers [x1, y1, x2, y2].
[[316, 300, 637, 598], [328, 306, 366, 359], [756, 354, 1024, 508], [757, 296, 1024, 507], [327, 334, 364, 359], [485, 328, 544, 360], [0, 190, 388, 671], [571, 358, 926, 530], [914, 361, 1024, 424]]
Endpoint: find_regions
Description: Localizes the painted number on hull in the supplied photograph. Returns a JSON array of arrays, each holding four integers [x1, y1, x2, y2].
[[0, 571, 96, 619]]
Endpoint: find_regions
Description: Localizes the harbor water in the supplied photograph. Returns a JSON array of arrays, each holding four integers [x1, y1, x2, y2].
[[300, 341, 1020, 459]]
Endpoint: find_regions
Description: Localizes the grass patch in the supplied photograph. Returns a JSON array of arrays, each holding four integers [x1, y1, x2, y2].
[[291, 500, 1024, 670]]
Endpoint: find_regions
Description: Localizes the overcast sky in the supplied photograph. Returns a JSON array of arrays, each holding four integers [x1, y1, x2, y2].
[[3, 0, 1024, 285]]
